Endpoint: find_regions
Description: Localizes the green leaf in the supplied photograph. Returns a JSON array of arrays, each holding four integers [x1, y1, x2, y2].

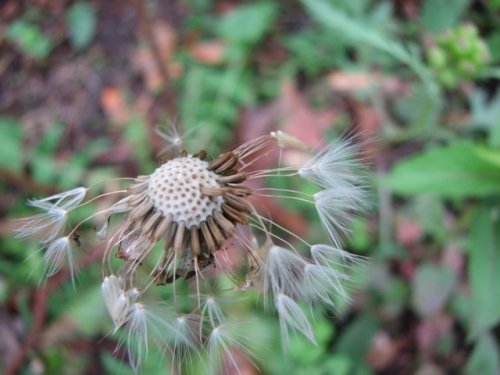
[[413, 195, 446, 240], [467, 207, 500, 339], [470, 90, 500, 147], [6, 20, 52, 59], [335, 313, 378, 360], [465, 333, 500, 375], [386, 141, 500, 197], [323, 355, 352, 375], [421, 0, 471, 33], [67, 285, 107, 335], [0, 117, 23, 172], [66, 2, 97, 50], [302, 0, 439, 99], [218, 2, 276, 45], [412, 264, 455, 317], [475, 144, 500, 168]]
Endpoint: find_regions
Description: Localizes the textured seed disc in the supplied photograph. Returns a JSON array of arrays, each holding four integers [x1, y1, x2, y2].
[[148, 157, 223, 228]]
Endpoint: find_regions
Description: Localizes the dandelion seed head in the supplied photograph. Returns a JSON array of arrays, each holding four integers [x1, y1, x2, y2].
[[15, 127, 371, 372], [148, 157, 223, 228]]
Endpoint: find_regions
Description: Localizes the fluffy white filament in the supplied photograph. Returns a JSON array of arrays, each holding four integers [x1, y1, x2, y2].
[[314, 185, 367, 247], [15, 208, 67, 243], [207, 323, 252, 375], [44, 236, 76, 278], [263, 246, 307, 302], [28, 187, 87, 210], [169, 315, 199, 371], [310, 244, 364, 269], [275, 294, 316, 345], [125, 303, 170, 372], [201, 296, 226, 327], [298, 139, 364, 189], [302, 264, 349, 306], [15, 187, 87, 243], [102, 275, 131, 331]]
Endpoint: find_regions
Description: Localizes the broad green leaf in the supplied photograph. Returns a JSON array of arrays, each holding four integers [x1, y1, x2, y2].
[[323, 355, 352, 375], [66, 2, 97, 50], [218, 2, 276, 45], [421, 0, 471, 33], [468, 207, 500, 339], [475, 145, 500, 168], [465, 333, 500, 375], [0, 117, 23, 172], [386, 141, 500, 197], [412, 264, 455, 317], [335, 313, 378, 360]]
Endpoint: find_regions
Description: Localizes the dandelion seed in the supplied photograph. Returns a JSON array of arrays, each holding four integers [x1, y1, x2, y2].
[[302, 263, 349, 306], [201, 295, 226, 327], [298, 138, 364, 188], [124, 302, 177, 372], [310, 244, 365, 269], [263, 246, 307, 302], [270, 130, 309, 150], [207, 323, 253, 375], [275, 293, 316, 344], [43, 236, 76, 279], [314, 186, 366, 247], [15, 207, 67, 243], [27, 187, 87, 210], [168, 314, 200, 371], [102, 275, 131, 331]]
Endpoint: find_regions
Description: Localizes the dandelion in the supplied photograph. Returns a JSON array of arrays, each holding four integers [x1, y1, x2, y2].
[[16, 127, 369, 372]]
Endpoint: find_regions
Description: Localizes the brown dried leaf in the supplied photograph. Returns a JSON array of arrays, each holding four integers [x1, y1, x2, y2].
[[327, 71, 403, 95], [278, 80, 336, 149], [396, 217, 422, 246], [152, 21, 176, 64], [188, 41, 226, 65], [366, 331, 397, 370], [100, 87, 129, 126]]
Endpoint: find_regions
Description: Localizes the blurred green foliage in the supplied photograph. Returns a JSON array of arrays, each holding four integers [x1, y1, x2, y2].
[[2, 0, 500, 374], [6, 20, 52, 60], [428, 24, 490, 88], [65, 2, 96, 51]]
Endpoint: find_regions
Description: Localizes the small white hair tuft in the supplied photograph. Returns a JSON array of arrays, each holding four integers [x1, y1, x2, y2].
[[263, 246, 308, 303], [275, 293, 316, 345], [314, 185, 367, 247], [14, 208, 67, 243], [43, 236, 76, 279], [102, 275, 131, 332], [207, 323, 253, 375], [298, 138, 364, 189]]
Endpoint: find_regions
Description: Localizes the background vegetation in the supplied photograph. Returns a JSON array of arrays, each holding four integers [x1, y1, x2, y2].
[[1, 0, 499, 374]]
